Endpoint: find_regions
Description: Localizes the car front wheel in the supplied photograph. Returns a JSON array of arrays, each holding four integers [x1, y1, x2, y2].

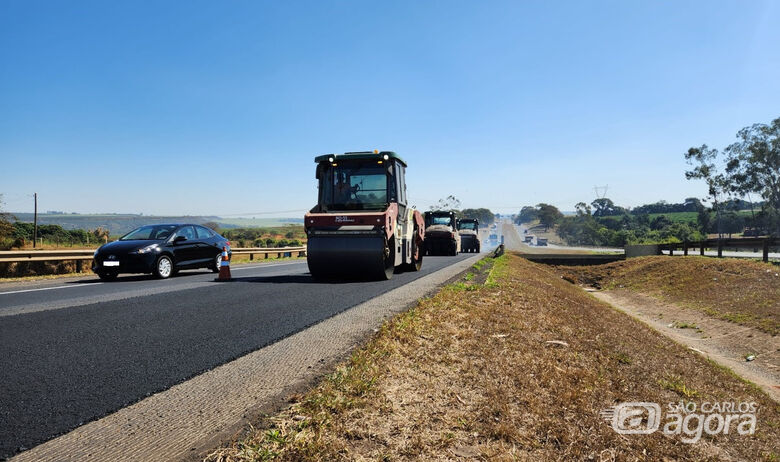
[[154, 255, 174, 279]]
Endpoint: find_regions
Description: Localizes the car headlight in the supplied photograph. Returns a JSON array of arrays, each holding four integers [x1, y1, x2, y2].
[[137, 244, 160, 254]]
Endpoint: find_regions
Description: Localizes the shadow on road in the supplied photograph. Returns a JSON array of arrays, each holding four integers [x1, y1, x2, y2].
[[230, 274, 377, 284], [65, 270, 214, 284]]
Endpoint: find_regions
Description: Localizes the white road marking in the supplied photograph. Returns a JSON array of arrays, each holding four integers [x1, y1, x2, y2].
[[0, 262, 303, 297], [0, 283, 104, 296]]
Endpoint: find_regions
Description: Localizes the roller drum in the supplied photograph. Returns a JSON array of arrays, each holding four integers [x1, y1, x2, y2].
[[307, 235, 393, 279]]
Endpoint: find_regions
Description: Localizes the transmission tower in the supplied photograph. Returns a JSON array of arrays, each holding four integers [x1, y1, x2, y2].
[[593, 185, 609, 199]]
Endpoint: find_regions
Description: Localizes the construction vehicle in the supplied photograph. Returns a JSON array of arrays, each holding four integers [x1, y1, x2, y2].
[[304, 151, 425, 280], [536, 237, 548, 246], [457, 218, 481, 253], [424, 211, 460, 255]]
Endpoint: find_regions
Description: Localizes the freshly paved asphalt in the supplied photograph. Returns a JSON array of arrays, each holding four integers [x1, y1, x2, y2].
[[0, 255, 473, 459]]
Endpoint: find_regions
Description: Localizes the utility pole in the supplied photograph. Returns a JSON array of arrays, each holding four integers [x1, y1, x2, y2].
[[33, 193, 38, 248]]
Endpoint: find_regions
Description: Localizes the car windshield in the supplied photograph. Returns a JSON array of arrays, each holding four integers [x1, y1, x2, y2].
[[120, 225, 178, 241], [319, 162, 389, 211], [459, 221, 477, 230], [427, 216, 453, 226]]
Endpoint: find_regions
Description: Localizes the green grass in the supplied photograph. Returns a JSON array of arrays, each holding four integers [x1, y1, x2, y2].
[[658, 375, 699, 398]]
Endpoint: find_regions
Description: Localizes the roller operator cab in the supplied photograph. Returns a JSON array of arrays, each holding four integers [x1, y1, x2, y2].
[[424, 211, 461, 256], [304, 151, 425, 280], [457, 218, 481, 253]]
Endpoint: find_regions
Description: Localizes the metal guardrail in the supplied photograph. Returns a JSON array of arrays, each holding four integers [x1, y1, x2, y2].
[[0, 250, 95, 263], [230, 247, 307, 259], [0, 246, 308, 264], [658, 237, 778, 262]]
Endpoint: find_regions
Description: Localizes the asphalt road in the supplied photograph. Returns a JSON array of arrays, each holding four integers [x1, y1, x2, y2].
[[0, 254, 473, 459]]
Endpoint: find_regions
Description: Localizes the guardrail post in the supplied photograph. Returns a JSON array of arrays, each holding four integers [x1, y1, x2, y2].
[[764, 239, 770, 263], [683, 241, 688, 256], [249, 253, 254, 261], [76, 260, 83, 273], [669, 245, 673, 256], [717, 239, 723, 258], [264, 252, 269, 259], [700, 243, 705, 256]]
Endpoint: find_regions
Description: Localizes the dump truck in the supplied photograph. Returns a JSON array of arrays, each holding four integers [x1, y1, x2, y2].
[[424, 210, 461, 256], [304, 151, 425, 280], [457, 218, 481, 253]]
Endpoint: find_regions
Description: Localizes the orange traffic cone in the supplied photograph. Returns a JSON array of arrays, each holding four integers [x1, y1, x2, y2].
[[215, 246, 232, 281]]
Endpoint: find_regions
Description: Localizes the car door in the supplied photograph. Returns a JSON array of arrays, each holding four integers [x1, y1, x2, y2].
[[171, 226, 199, 266], [195, 226, 219, 262]]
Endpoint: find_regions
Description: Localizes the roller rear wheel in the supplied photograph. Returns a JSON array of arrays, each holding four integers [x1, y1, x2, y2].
[[405, 233, 423, 272], [379, 238, 395, 280]]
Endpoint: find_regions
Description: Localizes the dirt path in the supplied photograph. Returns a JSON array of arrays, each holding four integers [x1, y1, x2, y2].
[[590, 289, 780, 402]]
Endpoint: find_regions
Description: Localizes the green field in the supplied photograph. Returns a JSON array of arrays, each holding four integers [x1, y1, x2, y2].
[[645, 210, 754, 223]]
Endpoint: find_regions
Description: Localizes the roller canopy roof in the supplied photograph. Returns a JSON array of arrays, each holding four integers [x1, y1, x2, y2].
[[314, 151, 407, 166]]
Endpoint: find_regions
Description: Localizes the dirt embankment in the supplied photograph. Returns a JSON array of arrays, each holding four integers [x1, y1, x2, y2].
[[556, 256, 780, 336], [207, 255, 779, 461]]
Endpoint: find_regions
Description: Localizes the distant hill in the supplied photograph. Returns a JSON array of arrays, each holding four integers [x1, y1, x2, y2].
[[11, 213, 302, 235]]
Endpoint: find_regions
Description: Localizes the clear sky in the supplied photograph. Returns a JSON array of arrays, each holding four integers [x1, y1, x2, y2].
[[1, 1, 779, 216]]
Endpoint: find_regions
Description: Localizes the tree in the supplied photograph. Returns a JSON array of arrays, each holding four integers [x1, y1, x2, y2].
[[459, 208, 495, 225], [203, 221, 221, 231], [430, 195, 461, 212], [92, 226, 110, 243], [720, 211, 744, 238], [536, 203, 563, 231], [575, 202, 591, 217], [696, 203, 712, 235], [591, 198, 619, 217], [724, 117, 780, 235], [0, 194, 14, 240], [685, 144, 729, 238], [515, 206, 538, 224]]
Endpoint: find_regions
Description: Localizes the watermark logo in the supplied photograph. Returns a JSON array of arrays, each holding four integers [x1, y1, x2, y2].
[[600, 402, 661, 435], [601, 401, 757, 443]]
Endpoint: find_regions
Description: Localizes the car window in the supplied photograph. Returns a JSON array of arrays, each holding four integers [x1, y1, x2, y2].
[[196, 226, 213, 239], [120, 224, 178, 241], [175, 226, 196, 240]]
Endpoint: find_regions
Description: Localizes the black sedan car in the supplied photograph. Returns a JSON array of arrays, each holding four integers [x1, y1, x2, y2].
[[92, 224, 231, 281]]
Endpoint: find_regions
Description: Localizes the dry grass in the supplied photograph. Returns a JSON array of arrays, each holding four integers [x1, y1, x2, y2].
[[555, 256, 780, 335], [207, 255, 779, 461]]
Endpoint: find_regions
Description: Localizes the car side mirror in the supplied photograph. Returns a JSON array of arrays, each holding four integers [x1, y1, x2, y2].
[[173, 236, 187, 244]]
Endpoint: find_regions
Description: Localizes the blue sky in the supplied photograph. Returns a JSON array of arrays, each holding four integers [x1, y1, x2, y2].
[[1, 1, 779, 216]]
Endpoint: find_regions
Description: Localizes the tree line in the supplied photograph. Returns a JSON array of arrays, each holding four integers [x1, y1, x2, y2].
[[428, 196, 496, 225], [514, 115, 779, 246]]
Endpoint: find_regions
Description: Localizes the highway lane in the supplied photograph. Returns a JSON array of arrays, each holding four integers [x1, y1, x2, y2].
[[0, 254, 474, 459]]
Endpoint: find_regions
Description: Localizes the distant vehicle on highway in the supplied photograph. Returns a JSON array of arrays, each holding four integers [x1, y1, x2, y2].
[[92, 224, 231, 281]]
